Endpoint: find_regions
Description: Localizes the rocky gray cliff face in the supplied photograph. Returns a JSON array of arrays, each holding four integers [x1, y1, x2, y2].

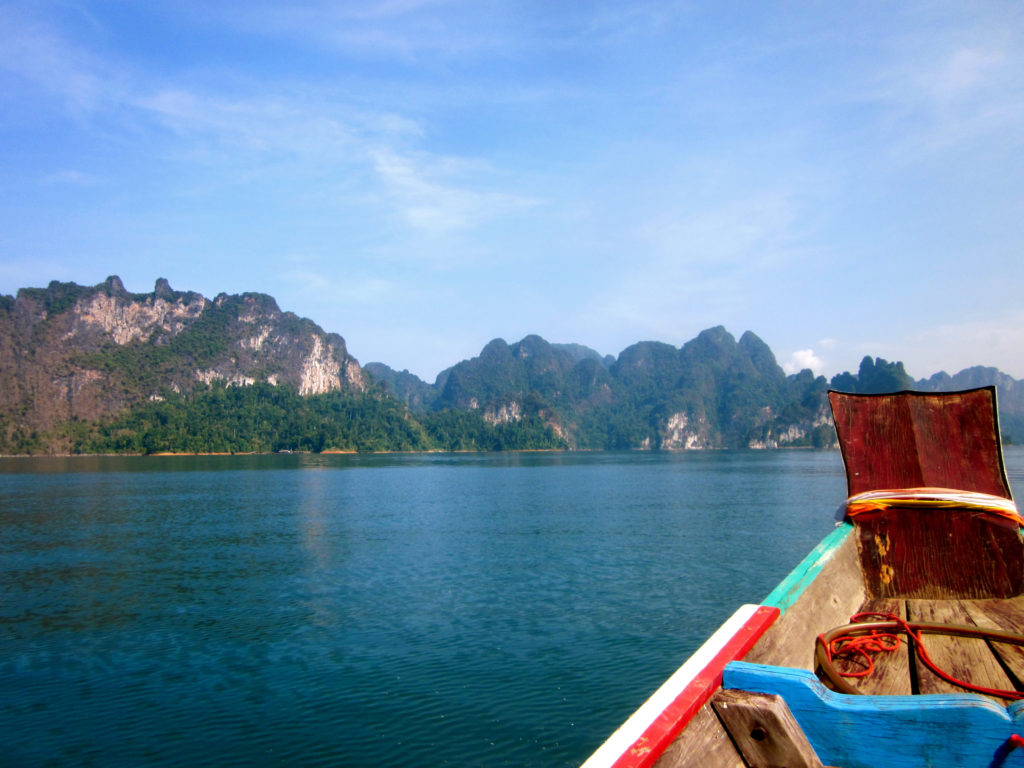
[[192, 292, 364, 396], [0, 277, 365, 450], [71, 276, 208, 345]]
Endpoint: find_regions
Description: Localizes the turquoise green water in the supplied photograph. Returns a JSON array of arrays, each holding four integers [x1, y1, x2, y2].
[[2, 449, 1021, 766]]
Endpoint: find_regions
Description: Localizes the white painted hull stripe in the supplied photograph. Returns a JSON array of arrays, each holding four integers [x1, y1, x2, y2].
[[580, 603, 764, 768]]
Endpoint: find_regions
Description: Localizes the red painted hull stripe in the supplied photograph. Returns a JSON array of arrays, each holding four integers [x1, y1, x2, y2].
[[608, 604, 780, 768]]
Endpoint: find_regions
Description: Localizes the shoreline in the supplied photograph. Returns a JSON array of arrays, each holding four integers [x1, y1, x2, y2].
[[0, 446, 837, 459]]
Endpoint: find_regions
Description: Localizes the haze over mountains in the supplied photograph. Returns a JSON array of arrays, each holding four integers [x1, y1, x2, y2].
[[2, 277, 1022, 454]]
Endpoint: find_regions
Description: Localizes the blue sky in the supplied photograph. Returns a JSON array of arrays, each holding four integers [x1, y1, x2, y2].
[[2, 1, 1023, 382]]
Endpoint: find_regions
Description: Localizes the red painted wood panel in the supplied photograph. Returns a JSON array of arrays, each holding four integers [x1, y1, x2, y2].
[[830, 388, 1021, 599], [854, 508, 1024, 598], [828, 388, 1011, 499]]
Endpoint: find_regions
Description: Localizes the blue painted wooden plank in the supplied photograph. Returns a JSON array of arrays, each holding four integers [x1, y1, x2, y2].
[[761, 523, 853, 614], [723, 661, 1024, 768]]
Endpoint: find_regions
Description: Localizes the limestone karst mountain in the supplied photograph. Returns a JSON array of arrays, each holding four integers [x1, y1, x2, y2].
[[2, 277, 1021, 454], [0, 276, 364, 451]]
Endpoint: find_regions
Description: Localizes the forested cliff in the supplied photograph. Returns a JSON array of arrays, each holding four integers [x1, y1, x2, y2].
[[2, 277, 1021, 454]]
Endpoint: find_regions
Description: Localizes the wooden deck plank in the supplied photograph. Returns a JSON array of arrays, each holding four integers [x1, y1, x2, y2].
[[652, 703, 744, 768], [961, 597, 1024, 689], [906, 600, 1017, 702], [827, 598, 913, 696]]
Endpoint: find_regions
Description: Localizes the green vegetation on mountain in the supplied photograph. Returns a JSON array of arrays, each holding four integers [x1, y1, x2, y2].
[[829, 356, 915, 394], [72, 383, 423, 454], [363, 362, 439, 410], [50, 383, 565, 455]]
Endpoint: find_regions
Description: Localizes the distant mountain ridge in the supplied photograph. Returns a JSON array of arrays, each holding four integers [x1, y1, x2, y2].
[[367, 329, 832, 450], [1, 277, 1022, 453], [367, 330, 1024, 449], [372, 335, 1024, 450]]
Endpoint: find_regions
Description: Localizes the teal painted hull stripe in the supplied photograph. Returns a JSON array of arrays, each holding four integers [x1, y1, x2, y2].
[[762, 522, 853, 614]]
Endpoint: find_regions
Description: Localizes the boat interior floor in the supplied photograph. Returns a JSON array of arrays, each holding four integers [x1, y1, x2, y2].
[[827, 594, 1024, 702], [654, 593, 1024, 768]]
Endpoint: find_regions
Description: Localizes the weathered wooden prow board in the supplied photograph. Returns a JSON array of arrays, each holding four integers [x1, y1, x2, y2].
[[828, 386, 1022, 599]]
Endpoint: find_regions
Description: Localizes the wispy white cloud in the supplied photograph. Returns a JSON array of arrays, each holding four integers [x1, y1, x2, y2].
[[1, 4, 538, 249], [336, 277, 398, 304], [137, 87, 365, 164], [935, 47, 1005, 98], [369, 147, 540, 236], [546, 177, 820, 358], [811, 314, 1024, 382], [783, 349, 826, 376], [0, 5, 114, 115], [861, 11, 1024, 157], [285, 269, 398, 305], [901, 312, 1024, 379], [635, 188, 801, 271], [194, 0, 509, 60], [37, 169, 104, 185], [283, 269, 333, 295], [3, 1, 1024, 382]]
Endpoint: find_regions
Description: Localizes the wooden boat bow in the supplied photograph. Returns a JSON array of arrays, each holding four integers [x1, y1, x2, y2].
[[583, 387, 1024, 768]]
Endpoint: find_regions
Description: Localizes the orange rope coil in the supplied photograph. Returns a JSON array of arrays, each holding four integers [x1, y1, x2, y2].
[[816, 612, 1024, 700]]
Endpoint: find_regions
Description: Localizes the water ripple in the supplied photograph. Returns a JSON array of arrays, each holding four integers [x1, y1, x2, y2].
[[4, 449, 1020, 766]]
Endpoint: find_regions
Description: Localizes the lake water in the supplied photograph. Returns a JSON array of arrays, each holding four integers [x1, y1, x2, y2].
[[3, 448, 1024, 767]]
